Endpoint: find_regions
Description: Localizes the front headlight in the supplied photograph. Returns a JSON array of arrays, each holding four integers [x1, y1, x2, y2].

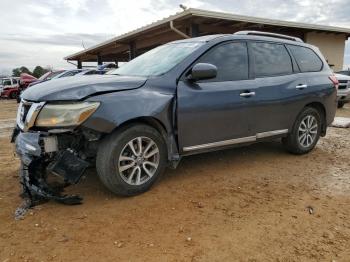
[[35, 102, 100, 127]]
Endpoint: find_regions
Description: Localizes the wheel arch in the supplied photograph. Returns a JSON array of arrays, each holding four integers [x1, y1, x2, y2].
[[304, 101, 327, 136], [102, 116, 179, 163]]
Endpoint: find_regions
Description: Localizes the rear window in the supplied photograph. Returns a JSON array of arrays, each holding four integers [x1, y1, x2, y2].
[[287, 45, 323, 72], [251, 42, 293, 77]]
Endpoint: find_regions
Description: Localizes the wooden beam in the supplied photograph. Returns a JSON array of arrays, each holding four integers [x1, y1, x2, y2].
[[128, 41, 136, 60]]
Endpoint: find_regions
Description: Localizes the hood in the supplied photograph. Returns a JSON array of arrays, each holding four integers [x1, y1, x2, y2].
[[21, 74, 147, 101]]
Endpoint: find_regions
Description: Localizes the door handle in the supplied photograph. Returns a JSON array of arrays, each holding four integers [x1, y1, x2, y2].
[[240, 91, 256, 98], [296, 84, 308, 90]]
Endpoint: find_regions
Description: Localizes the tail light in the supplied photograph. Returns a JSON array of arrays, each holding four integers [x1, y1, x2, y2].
[[329, 75, 339, 90]]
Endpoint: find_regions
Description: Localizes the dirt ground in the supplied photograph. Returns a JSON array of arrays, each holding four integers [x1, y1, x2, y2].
[[0, 100, 350, 262]]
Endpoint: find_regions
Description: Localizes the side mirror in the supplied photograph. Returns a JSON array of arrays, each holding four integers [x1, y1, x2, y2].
[[189, 63, 217, 81]]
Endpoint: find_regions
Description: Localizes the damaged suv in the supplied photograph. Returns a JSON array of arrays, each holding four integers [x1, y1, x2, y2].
[[13, 31, 337, 204]]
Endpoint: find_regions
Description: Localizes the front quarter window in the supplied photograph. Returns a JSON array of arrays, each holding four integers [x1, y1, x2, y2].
[[107, 42, 204, 77]]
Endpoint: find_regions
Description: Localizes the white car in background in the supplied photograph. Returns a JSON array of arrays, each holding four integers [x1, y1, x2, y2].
[[335, 73, 350, 108]]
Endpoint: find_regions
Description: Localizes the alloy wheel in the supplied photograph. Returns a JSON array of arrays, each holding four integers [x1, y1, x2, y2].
[[118, 136, 160, 186], [298, 115, 318, 148]]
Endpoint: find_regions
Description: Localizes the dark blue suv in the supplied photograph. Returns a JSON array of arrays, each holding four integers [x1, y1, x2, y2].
[[14, 31, 337, 203]]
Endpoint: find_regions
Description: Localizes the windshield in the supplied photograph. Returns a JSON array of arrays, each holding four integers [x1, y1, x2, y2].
[[107, 42, 204, 77]]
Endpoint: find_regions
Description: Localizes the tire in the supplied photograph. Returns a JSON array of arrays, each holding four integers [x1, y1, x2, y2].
[[96, 124, 167, 196], [10, 92, 18, 99], [282, 107, 322, 155], [337, 101, 345, 108]]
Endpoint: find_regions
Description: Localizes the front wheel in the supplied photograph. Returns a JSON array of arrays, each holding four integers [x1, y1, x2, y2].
[[282, 107, 322, 154], [96, 124, 167, 196]]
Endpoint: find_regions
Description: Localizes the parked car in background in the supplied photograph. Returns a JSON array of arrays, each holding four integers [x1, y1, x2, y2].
[[51, 69, 88, 79], [75, 69, 108, 76], [16, 73, 38, 102], [335, 73, 350, 108], [336, 70, 350, 76], [14, 31, 337, 201], [19, 73, 37, 91], [28, 70, 65, 88], [0, 77, 20, 99]]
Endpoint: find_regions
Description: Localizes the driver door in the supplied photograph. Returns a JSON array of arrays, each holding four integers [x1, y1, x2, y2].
[[177, 41, 257, 153]]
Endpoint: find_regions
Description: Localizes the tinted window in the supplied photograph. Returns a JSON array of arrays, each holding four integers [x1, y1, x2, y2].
[[251, 42, 293, 77], [12, 79, 18, 84], [3, 79, 11, 86], [288, 45, 323, 72], [198, 42, 249, 81]]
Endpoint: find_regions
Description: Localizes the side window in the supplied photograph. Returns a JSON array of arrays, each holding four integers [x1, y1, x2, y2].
[[251, 42, 293, 77], [12, 79, 18, 84], [3, 79, 11, 86], [287, 45, 323, 72], [197, 42, 249, 82]]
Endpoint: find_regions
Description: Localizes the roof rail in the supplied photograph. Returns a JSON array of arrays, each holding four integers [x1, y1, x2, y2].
[[234, 31, 304, 43]]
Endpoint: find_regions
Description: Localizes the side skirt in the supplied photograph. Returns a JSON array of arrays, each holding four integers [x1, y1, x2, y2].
[[183, 129, 288, 152]]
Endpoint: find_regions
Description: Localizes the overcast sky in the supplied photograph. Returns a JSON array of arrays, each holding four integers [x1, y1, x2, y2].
[[0, 0, 349, 75]]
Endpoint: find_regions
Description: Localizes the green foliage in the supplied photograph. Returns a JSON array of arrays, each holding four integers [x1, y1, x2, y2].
[[11, 66, 50, 78], [12, 68, 22, 77], [32, 66, 49, 78], [12, 66, 31, 77]]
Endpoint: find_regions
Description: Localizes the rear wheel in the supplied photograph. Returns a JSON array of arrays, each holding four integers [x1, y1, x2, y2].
[[96, 124, 167, 196], [282, 107, 322, 154]]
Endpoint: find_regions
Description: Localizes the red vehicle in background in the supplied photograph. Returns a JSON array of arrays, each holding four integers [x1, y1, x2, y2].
[[19, 73, 37, 91], [16, 73, 38, 102], [0, 77, 21, 99]]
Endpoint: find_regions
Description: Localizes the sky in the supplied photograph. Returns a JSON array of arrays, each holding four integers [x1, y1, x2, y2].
[[0, 0, 349, 75]]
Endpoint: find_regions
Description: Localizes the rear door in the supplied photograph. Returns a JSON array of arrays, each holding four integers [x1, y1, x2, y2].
[[248, 41, 302, 135], [177, 41, 258, 152]]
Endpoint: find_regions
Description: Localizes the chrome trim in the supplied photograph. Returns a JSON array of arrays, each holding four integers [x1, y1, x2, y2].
[[183, 136, 256, 152], [183, 129, 289, 152], [16, 100, 45, 131], [256, 129, 288, 139]]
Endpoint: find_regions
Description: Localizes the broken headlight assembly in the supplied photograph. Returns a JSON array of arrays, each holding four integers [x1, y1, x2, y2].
[[13, 101, 100, 218], [35, 102, 100, 128]]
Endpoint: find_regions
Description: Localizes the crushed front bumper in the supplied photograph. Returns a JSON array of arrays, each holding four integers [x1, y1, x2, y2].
[[13, 129, 90, 207]]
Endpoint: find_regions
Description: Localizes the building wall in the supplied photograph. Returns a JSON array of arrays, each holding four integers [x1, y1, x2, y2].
[[305, 32, 347, 71]]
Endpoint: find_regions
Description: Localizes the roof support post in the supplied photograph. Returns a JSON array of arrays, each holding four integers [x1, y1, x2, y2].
[[190, 23, 199, 37], [129, 41, 136, 61], [77, 60, 82, 69], [97, 54, 103, 66]]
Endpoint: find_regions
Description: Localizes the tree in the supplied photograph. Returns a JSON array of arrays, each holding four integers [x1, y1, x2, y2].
[[12, 66, 32, 77], [12, 68, 21, 77], [32, 66, 49, 78]]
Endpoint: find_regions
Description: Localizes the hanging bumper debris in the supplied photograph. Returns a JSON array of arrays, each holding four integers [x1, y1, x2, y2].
[[13, 129, 91, 219]]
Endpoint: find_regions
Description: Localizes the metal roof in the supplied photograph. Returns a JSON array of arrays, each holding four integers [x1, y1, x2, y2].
[[65, 8, 350, 61]]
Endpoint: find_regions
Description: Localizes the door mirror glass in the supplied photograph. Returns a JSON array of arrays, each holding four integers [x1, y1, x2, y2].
[[189, 63, 217, 81]]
